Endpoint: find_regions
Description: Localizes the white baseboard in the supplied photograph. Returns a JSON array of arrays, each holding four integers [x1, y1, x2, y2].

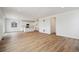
[[56, 34, 79, 39]]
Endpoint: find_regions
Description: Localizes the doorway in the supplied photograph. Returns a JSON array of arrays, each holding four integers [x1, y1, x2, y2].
[[51, 17, 56, 34]]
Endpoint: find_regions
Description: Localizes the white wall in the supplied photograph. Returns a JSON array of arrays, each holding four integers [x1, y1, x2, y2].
[[0, 8, 5, 40], [56, 9, 79, 39], [34, 20, 39, 31], [39, 17, 51, 34], [38, 16, 56, 34], [5, 18, 22, 32]]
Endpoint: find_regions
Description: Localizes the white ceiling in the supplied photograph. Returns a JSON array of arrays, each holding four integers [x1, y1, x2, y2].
[[2, 7, 79, 20]]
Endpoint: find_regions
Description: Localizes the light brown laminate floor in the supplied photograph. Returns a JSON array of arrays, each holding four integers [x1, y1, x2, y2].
[[0, 32, 79, 52]]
